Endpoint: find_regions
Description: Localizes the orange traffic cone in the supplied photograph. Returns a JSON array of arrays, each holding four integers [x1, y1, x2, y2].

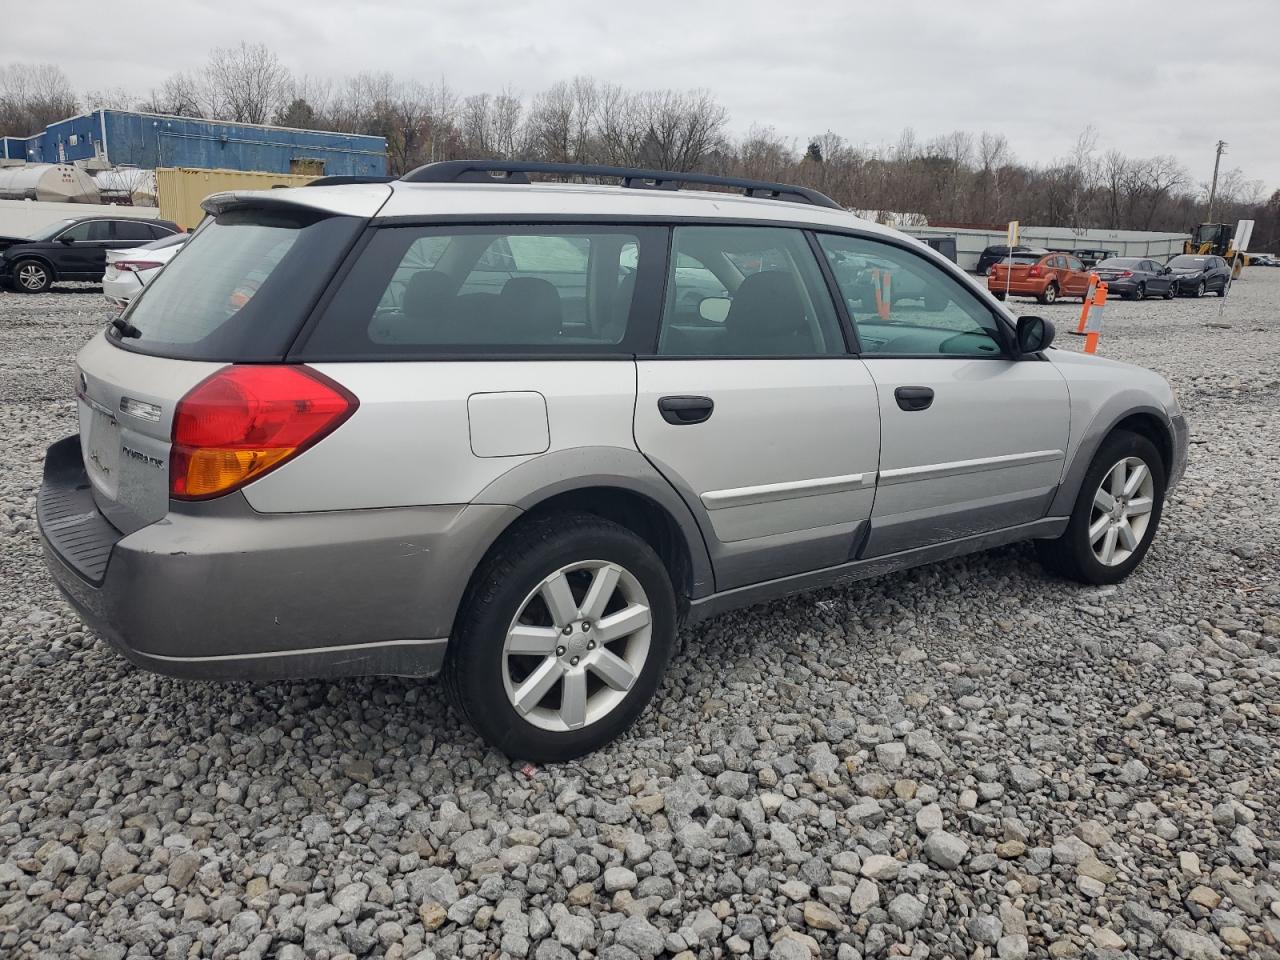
[[1083, 281, 1107, 354], [1072, 273, 1099, 335]]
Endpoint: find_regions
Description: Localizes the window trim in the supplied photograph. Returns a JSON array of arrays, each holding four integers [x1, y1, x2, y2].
[[291, 221, 669, 361], [812, 229, 1018, 361], [289, 213, 1020, 362], [648, 223, 850, 361]]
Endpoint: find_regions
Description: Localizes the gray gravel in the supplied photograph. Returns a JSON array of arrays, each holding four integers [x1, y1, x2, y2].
[[1, 272, 1278, 959]]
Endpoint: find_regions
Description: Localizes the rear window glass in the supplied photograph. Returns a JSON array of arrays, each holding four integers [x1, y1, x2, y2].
[[299, 225, 665, 357], [113, 209, 361, 361]]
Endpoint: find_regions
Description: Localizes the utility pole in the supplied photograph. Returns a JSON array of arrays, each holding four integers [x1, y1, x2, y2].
[[1206, 140, 1227, 222]]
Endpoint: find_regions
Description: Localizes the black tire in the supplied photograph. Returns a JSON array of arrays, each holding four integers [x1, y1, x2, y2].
[[1134, 283, 1145, 301], [444, 512, 677, 762], [12, 258, 52, 293], [1037, 282, 1059, 305], [992, 291, 1006, 301], [1035, 430, 1166, 585], [1195, 280, 1206, 298], [1216, 281, 1229, 298], [1163, 284, 1174, 300]]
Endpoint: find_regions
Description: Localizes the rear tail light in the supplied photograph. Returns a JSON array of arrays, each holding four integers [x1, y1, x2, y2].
[[115, 260, 164, 273], [170, 365, 358, 500], [1027, 265, 1042, 277], [1116, 270, 1133, 278]]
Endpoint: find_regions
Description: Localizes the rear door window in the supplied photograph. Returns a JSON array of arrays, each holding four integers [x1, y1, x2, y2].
[[114, 220, 157, 243], [300, 225, 665, 357], [112, 208, 362, 361]]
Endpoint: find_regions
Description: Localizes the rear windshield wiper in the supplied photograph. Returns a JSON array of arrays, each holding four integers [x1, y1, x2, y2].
[[110, 316, 141, 339]]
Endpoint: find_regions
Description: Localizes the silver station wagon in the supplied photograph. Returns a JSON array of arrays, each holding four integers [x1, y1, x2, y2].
[[39, 161, 1188, 760]]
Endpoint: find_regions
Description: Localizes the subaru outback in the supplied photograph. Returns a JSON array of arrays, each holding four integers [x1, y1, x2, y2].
[[38, 160, 1188, 761]]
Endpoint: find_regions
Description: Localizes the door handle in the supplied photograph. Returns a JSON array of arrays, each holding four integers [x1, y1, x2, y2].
[[658, 395, 714, 425], [894, 386, 934, 412]]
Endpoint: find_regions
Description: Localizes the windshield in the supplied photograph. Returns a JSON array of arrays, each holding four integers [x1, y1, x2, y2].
[[27, 218, 77, 241], [1001, 254, 1042, 264], [1168, 256, 1207, 269], [114, 208, 361, 361], [1098, 258, 1141, 268]]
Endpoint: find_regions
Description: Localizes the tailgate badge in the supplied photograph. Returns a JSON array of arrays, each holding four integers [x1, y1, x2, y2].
[[119, 396, 162, 423]]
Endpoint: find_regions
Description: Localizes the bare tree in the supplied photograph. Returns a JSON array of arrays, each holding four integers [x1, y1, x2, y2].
[[202, 42, 293, 124], [0, 63, 78, 137]]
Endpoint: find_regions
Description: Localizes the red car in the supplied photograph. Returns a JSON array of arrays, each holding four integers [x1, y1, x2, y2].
[[988, 251, 1092, 304]]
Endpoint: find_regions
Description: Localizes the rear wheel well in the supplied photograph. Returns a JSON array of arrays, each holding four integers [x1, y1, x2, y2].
[[1108, 413, 1172, 475], [455, 487, 696, 635]]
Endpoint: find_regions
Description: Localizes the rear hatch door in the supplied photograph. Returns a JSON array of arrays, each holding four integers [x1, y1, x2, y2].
[[74, 189, 378, 533]]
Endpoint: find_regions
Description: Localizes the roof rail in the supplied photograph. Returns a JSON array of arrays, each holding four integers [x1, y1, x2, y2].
[[399, 160, 842, 210], [304, 175, 396, 187]]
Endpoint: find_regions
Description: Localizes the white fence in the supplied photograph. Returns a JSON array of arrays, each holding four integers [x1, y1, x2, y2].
[[0, 198, 167, 238], [903, 224, 1189, 272]]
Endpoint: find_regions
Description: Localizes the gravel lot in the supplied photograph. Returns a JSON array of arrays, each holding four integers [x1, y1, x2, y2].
[[1, 272, 1277, 960]]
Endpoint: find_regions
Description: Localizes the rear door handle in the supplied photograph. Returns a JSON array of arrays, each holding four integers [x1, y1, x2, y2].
[[894, 386, 934, 412], [658, 395, 714, 425]]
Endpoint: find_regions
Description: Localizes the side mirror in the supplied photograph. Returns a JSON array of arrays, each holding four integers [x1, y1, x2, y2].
[[1016, 315, 1055, 355], [58, 235, 75, 244], [698, 296, 731, 324], [1160, 266, 1172, 275]]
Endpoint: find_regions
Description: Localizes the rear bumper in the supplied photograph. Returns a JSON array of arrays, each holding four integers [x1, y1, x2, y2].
[[38, 435, 520, 681]]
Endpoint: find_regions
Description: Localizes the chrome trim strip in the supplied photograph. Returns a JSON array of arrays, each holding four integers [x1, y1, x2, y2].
[[702, 472, 873, 510], [77, 392, 116, 421], [878, 449, 1064, 486], [140, 637, 448, 663]]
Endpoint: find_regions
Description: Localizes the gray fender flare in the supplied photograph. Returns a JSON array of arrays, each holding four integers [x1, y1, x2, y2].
[[471, 446, 715, 598], [1050, 400, 1175, 517]]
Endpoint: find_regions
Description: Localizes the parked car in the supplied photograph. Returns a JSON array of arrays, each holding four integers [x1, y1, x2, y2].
[[102, 233, 189, 309], [1247, 254, 1277, 267], [1165, 254, 1233, 297], [975, 244, 1046, 275], [38, 160, 1187, 761], [1069, 248, 1118, 270], [988, 251, 1092, 304], [1091, 257, 1177, 301], [0, 215, 180, 293]]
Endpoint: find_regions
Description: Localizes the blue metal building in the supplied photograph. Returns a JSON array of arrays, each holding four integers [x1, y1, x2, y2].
[[9, 110, 387, 176]]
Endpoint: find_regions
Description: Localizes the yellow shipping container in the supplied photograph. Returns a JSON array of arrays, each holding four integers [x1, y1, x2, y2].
[[156, 167, 315, 230]]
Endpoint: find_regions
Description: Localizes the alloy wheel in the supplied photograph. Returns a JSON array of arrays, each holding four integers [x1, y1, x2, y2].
[[1089, 457, 1155, 567], [1043, 284, 1057, 304], [18, 263, 48, 291], [501, 560, 652, 732], [1196, 280, 1205, 298]]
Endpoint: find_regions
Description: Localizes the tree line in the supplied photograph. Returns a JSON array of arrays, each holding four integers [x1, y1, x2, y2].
[[3, 46, 1277, 249]]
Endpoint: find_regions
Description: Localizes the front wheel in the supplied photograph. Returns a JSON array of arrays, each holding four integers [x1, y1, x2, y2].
[[1163, 284, 1175, 300], [1195, 280, 1206, 298], [444, 513, 677, 762], [13, 259, 52, 293], [1038, 283, 1059, 305], [1035, 430, 1166, 585]]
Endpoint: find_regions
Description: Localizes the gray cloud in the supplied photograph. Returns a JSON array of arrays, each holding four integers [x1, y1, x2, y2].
[[5, 0, 1278, 194]]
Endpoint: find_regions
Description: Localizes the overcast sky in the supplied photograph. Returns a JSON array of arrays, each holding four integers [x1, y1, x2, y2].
[[7, 0, 1279, 196]]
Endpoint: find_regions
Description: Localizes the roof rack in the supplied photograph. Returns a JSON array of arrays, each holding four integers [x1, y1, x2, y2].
[[399, 160, 842, 210], [304, 175, 396, 187]]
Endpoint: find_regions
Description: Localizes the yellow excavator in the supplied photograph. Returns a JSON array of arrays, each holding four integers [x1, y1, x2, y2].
[[1184, 223, 1250, 278]]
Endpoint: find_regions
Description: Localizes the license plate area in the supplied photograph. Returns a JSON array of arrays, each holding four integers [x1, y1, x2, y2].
[[82, 400, 122, 497]]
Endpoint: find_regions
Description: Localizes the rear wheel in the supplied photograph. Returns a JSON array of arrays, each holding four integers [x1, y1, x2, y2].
[[1216, 280, 1229, 298], [1038, 282, 1059, 305], [444, 513, 677, 762], [13, 259, 52, 293], [992, 291, 1006, 301], [1134, 282, 1146, 301], [1035, 430, 1166, 585]]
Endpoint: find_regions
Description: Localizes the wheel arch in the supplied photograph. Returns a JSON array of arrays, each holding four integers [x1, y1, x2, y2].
[[462, 447, 716, 625], [1049, 403, 1175, 517], [10, 252, 58, 281]]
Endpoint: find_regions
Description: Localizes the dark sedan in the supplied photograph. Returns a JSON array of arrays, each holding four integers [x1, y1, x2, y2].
[[1092, 257, 1177, 300], [0, 215, 180, 293], [975, 244, 1047, 275], [1165, 254, 1233, 298]]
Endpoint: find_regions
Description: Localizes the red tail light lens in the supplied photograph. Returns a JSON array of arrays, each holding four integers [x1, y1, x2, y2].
[[115, 260, 164, 273], [170, 365, 358, 500], [1027, 265, 1042, 277], [1117, 270, 1133, 278]]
